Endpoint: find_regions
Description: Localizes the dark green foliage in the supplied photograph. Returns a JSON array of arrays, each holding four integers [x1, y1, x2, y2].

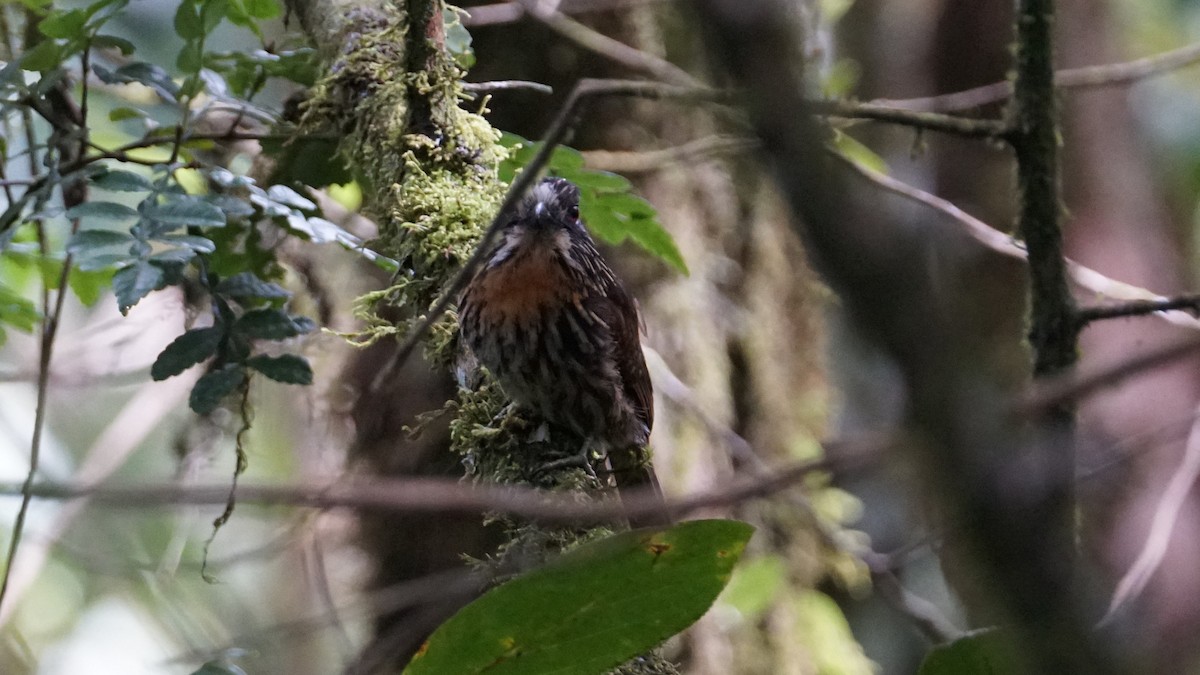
[[404, 520, 753, 675], [190, 365, 247, 415], [151, 327, 225, 380], [111, 260, 167, 314], [234, 308, 315, 340], [245, 354, 313, 384]]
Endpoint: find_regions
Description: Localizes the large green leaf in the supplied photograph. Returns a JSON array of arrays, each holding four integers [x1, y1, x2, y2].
[[404, 519, 754, 675]]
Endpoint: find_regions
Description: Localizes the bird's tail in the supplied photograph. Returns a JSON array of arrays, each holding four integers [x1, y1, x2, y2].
[[610, 446, 671, 528]]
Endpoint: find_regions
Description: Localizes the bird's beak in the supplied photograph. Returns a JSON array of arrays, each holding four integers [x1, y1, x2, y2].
[[533, 201, 547, 221]]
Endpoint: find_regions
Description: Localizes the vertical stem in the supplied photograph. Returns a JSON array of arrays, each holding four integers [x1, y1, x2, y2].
[[1008, 1, 1104, 671], [1011, 0, 1077, 384]]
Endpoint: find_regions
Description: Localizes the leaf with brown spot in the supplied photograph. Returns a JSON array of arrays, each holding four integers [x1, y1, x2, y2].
[[403, 519, 754, 675]]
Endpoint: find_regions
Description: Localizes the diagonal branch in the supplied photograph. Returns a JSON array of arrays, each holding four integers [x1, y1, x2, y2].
[[517, 0, 701, 86]]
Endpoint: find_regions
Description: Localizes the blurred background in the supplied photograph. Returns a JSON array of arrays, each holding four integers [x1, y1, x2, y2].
[[3, 0, 1200, 672]]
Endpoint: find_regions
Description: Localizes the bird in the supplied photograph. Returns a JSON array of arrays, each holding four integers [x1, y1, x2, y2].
[[458, 177, 667, 527]]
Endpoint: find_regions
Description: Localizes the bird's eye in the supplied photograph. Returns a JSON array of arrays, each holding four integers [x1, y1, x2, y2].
[[567, 205, 580, 221]]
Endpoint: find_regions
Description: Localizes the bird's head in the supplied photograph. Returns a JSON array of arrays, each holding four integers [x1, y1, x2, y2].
[[487, 177, 587, 267]]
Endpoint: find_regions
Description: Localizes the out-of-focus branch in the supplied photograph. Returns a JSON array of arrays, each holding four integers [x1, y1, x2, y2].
[[1103, 403, 1200, 623], [517, 0, 700, 86], [0, 439, 878, 523], [814, 100, 1008, 139], [581, 135, 756, 172], [462, 0, 670, 27], [1019, 335, 1200, 416], [875, 41, 1200, 112], [462, 79, 554, 95], [1076, 295, 1200, 325]]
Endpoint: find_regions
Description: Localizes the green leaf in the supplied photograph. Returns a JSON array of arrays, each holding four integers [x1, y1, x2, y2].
[[265, 185, 315, 211], [92, 169, 153, 192], [216, 272, 289, 300], [919, 629, 1019, 675], [112, 260, 165, 314], [67, 266, 114, 306], [242, 0, 278, 18], [246, 354, 312, 384], [832, 130, 888, 175], [625, 216, 688, 275], [177, 40, 204, 74], [566, 169, 630, 192], [151, 326, 224, 380], [65, 201, 139, 222], [38, 9, 88, 38], [202, 0, 230, 33], [404, 519, 754, 675], [144, 198, 227, 228], [108, 106, 148, 122], [233, 308, 313, 339], [149, 247, 197, 263], [0, 283, 40, 333], [92, 33, 135, 55], [67, 229, 136, 254], [716, 554, 786, 621], [21, 40, 63, 72], [173, 0, 203, 39], [154, 234, 216, 253], [548, 145, 584, 172], [191, 662, 247, 675], [189, 365, 246, 415], [583, 192, 688, 275], [443, 7, 474, 69]]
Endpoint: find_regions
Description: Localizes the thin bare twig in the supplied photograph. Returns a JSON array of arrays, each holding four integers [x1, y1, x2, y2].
[[1077, 295, 1200, 325], [463, 80, 554, 95], [866, 561, 962, 643], [582, 135, 757, 173], [815, 100, 1009, 139], [369, 78, 722, 393], [1020, 335, 1200, 415], [1102, 403, 1200, 624], [875, 41, 1200, 113]]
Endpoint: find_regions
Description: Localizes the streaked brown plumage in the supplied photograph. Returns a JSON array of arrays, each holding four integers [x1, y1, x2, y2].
[[459, 177, 664, 524]]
